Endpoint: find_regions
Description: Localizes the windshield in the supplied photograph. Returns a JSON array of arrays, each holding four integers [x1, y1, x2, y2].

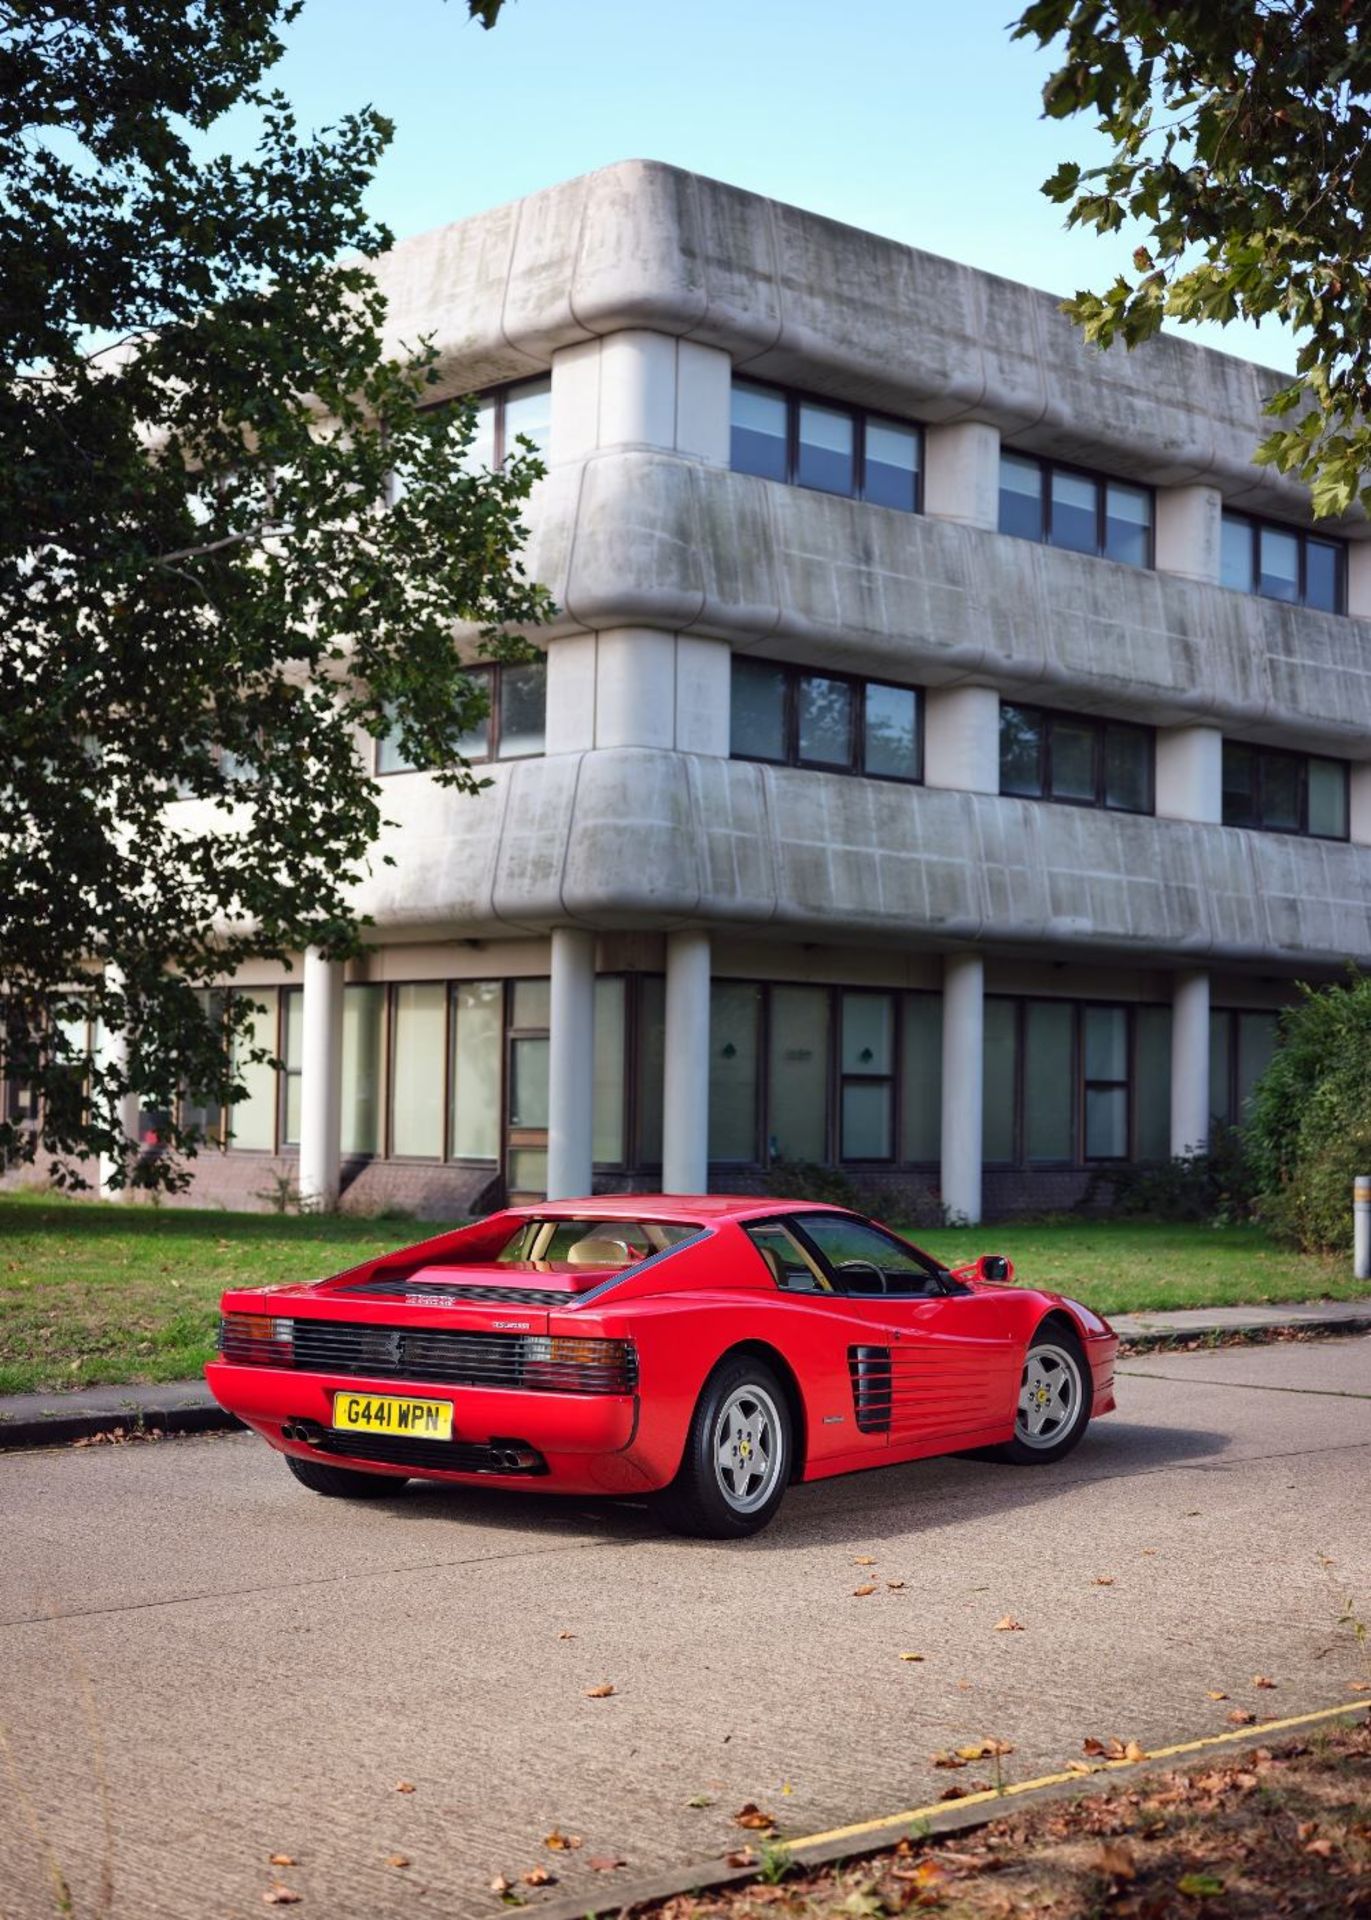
[[495, 1219, 699, 1270]]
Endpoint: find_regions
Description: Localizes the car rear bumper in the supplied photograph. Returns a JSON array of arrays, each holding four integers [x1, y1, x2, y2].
[[205, 1362, 652, 1495]]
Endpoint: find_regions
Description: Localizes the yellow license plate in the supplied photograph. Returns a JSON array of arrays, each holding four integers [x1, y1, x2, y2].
[[331, 1392, 453, 1440]]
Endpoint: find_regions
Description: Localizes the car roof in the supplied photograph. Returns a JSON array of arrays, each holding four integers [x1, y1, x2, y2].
[[507, 1194, 847, 1225]]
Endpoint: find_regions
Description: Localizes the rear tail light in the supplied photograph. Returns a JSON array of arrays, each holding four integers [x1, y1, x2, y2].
[[521, 1335, 637, 1393], [219, 1314, 294, 1367]]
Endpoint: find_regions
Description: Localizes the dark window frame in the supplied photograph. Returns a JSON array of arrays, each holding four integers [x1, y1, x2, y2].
[[999, 700, 1154, 816], [730, 376, 924, 513], [730, 657, 924, 786], [1220, 740, 1350, 842], [373, 656, 547, 776], [1220, 509, 1347, 613], [998, 450, 1155, 567], [984, 996, 1172, 1170]]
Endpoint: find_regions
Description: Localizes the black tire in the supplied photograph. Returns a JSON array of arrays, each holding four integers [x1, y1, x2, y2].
[[989, 1324, 1091, 1466], [284, 1452, 407, 1499], [658, 1355, 793, 1539]]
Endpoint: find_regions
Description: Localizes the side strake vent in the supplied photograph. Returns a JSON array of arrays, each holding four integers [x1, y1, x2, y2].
[[848, 1345, 893, 1434]]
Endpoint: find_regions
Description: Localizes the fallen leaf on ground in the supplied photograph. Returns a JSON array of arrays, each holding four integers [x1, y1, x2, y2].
[[899, 1652, 925, 1662], [263, 1891, 301, 1909], [852, 1556, 876, 1565], [543, 1831, 581, 1851], [386, 1854, 410, 1869], [1305, 1836, 1335, 1857], [687, 1794, 714, 1809], [1123, 1740, 1146, 1763], [1066, 1760, 1095, 1775], [521, 1866, 555, 1887], [1096, 1840, 1136, 1881], [584, 1683, 616, 1698], [732, 1803, 776, 1831], [1177, 1872, 1224, 1897], [1253, 1674, 1277, 1688], [268, 1855, 296, 1867], [1349, 1680, 1371, 1693], [557, 1630, 575, 1641], [993, 1615, 1024, 1632], [932, 1751, 969, 1769], [1227, 1708, 1256, 1726], [886, 1580, 906, 1591], [1206, 1690, 1228, 1701], [852, 1584, 877, 1597], [938, 1784, 969, 1800], [956, 1740, 1014, 1759], [724, 1848, 756, 1869], [489, 1876, 513, 1895], [393, 1780, 415, 1793], [588, 1855, 626, 1871], [1092, 1576, 1116, 1587]]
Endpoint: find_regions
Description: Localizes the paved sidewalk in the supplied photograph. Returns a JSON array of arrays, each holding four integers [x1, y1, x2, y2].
[[1, 1296, 1367, 1449]]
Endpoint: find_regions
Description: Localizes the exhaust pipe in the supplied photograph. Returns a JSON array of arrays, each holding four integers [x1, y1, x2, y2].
[[281, 1418, 326, 1445]]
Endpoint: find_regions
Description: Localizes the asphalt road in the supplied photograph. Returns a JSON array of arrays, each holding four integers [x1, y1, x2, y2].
[[2, 1338, 1368, 1920]]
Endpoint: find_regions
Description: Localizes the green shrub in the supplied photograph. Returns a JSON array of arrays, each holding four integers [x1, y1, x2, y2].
[[1245, 971, 1371, 1254], [1084, 1124, 1253, 1224]]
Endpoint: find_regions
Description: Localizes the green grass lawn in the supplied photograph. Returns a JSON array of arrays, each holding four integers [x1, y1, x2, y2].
[[0, 1193, 1358, 1397]]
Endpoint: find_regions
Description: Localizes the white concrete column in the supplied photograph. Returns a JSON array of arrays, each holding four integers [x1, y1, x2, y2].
[[1155, 725, 1223, 824], [96, 963, 141, 1198], [546, 928, 596, 1200], [1171, 969, 1210, 1158], [922, 421, 1001, 531], [663, 930, 710, 1194], [941, 952, 984, 1225], [1154, 485, 1223, 584], [298, 948, 344, 1211], [1349, 764, 1371, 847], [923, 684, 1000, 794], [550, 333, 730, 467]]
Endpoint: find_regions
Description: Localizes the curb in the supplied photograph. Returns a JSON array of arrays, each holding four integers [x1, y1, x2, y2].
[[1116, 1311, 1371, 1355], [0, 1402, 242, 1451], [529, 1703, 1371, 1920]]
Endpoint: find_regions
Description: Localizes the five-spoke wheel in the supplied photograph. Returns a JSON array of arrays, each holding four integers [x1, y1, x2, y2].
[[660, 1356, 793, 1537], [991, 1328, 1091, 1465]]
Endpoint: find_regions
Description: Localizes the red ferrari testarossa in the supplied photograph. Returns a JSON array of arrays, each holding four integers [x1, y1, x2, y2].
[[207, 1196, 1118, 1536]]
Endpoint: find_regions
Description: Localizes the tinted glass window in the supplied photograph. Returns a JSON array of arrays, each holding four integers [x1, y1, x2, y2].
[[999, 703, 1044, 796], [1305, 539, 1341, 612], [1261, 752, 1301, 832], [1258, 524, 1300, 603], [982, 997, 1017, 1163], [797, 673, 854, 766], [1049, 468, 1097, 554], [1308, 757, 1348, 839], [1049, 720, 1096, 802], [709, 981, 760, 1161], [1104, 725, 1150, 812], [731, 659, 788, 762], [731, 381, 788, 481], [502, 376, 551, 459], [863, 681, 920, 780], [797, 1216, 939, 1296], [768, 985, 828, 1162], [1220, 514, 1254, 591], [498, 660, 546, 759], [1024, 1001, 1073, 1162], [1104, 482, 1150, 568], [1221, 743, 1256, 826], [998, 453, 1043, 541], [864, 418, 919, 511], [796, 402, 855, 496]]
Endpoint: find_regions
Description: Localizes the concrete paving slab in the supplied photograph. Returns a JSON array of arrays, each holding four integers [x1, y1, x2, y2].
[[1, 1337, 1367, 1920]]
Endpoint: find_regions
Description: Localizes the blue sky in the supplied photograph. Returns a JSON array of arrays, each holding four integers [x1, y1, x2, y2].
[[251, 0, 1289, 372]]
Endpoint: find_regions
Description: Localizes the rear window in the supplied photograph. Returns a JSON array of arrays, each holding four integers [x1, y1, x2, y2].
[[495, 1219, 699, 1269]]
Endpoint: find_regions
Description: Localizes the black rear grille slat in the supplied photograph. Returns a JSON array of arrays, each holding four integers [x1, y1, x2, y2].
[[848, 1345, 893, 1434], [317, 1431, 547, 1475], [283, 1320, 636, 1394], [346, 1280, 575, 1307]]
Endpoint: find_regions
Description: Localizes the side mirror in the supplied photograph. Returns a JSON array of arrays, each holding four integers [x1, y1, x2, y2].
[[977, 1253, 1012, 1284]]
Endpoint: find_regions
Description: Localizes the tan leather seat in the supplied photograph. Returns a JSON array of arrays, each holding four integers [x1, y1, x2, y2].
[[565, 1234, 634, 1267]]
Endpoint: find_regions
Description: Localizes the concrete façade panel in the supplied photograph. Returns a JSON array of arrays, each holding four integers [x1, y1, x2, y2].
[[373, 159, 1343, 527], [524, 453, 1371, 750], [347, 751, 1371, 969]]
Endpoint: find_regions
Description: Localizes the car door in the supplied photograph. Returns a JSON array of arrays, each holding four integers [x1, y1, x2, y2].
[[790, 1215, 1017, 1448]]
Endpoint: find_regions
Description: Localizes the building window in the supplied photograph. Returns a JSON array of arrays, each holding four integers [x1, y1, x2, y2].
[[1000, 703, 1152, 814], [1220, 511, 1345, 613], [465, 374, 551, 469], [390, 984, 447, 1157], [839, 991, 895, 1160], [228, 987, 279, 1151], [1221, 742, 1349, 839], [1209, 1009, 1280, 1128], [767, 985, 829, 1163], [709, 982, 761, 1162], [998, 452, 1152, 567], [280, 987, 304, 1146], [375, 657, 547, 774], [982, 998, 1173, 1167], [341, 985, 384, 1156], [450, 981, 502, 1161], [730, 379, 922, 512], [730, 658, 922, 783]]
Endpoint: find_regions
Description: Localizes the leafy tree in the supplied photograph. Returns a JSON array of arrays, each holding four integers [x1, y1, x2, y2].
[[0, 0, 549, 1191], [1244, 973, 1371, 1253], [1013, 1, 1371, 518]]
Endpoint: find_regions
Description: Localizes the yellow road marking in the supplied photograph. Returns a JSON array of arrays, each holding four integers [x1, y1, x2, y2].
[[788, 1701, 1369, 1854]]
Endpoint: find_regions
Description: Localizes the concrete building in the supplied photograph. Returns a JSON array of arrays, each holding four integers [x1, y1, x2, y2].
[[82, 163, 1371, 1220]]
